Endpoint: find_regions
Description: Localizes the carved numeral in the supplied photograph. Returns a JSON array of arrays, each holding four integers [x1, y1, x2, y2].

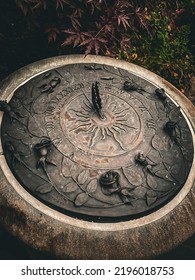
[[46, 105, 56, 116], [139, 104, 149, 112], [147, 119, 156, 129], [53, 137, 62, 147], [46, 122, 55, 132]]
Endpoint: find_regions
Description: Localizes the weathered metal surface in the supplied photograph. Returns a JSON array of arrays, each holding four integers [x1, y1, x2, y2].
[[0, 63, 193, 220]]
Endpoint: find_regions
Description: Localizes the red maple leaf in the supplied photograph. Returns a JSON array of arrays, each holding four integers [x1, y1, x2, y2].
[[62, 29, 85, 48], [45, 27, 60, 43], [117, 14, 130, 30], [79, 32, 108, 55]]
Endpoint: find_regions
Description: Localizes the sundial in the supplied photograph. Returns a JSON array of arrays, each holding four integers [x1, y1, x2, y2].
[[0, 60, 193, 220], [0, 55, 194, 259]]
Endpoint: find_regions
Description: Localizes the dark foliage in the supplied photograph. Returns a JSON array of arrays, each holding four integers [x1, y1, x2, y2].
[[12, 0, 156, 56], [13, 0, 195, 57], [0, 0, 194, 95]]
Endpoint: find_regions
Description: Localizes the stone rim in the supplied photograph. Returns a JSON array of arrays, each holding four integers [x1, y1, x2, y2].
[[0, 55, 194, 259]]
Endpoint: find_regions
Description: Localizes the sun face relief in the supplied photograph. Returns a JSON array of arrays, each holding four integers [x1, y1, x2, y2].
[[1, 62, 193, 220], [62, 90, 141, 153]]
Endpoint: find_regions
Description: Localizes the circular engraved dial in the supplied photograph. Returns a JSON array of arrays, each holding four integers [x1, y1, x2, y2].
[[45, 87, 149, 170], [0, 63, 194, 220]]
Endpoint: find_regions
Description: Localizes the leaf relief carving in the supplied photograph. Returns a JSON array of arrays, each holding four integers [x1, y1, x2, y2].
[[74, 193, 89, 207], [33, 94, 49, 114], [123, 167, 142, 186], [86, 179, 98, 193], [36, 183, 53, 194], [119, 188, 137, 204], [77, 169, 90, 185], [152, 134, 164, 151], [62, 157, 79, 178], [146, 174, 158, 190], [178, 118, 187, 128], [62, 182, 78, 193], [155, 101, 165, 116], [7, 128, 31, 146], [170, 163, 185, 183], [146, 190, 157, 206], [10, 98, 29, 117], [169, 106, 181, 122], [147, 149, 161, 164], [28, 115, 46, 137], [155, 169, 175, 182]]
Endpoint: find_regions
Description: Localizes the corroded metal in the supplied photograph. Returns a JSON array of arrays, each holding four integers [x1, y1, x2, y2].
[[0, 63, 194, 220]]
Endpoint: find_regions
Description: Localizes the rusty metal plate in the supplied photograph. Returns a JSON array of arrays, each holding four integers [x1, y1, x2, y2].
[[0, 63, 194, 220]]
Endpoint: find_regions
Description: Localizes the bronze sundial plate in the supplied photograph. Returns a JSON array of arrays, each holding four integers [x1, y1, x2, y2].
[[0, 58, 194, 221]]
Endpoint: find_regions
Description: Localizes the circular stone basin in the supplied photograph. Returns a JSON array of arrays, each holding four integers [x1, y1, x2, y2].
[[0, 55, 194, 259]]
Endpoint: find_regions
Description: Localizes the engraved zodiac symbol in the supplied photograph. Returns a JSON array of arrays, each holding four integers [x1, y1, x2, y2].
[[147, 119, 156, 129]]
